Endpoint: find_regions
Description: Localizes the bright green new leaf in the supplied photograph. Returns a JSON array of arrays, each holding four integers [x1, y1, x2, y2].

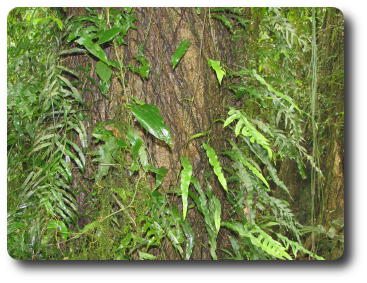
[[180, 156, 193, 219], [203, 143, 228, 192], [208, 58, 226, 85], [96, 61, 112, 82], [131, 104, 173, 147], [172, 40, 191, 69]]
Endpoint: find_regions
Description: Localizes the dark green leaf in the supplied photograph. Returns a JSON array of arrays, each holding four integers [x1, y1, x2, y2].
[[97, 27, 121, 44], [131, 104, 173, 147], [172, 40, 191, 69]]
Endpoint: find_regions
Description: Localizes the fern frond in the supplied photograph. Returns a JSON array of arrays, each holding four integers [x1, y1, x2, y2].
[[224, 108, 273, 159]]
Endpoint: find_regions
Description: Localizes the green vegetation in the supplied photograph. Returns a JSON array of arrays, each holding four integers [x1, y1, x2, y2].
[[7, 7, 343, 260]]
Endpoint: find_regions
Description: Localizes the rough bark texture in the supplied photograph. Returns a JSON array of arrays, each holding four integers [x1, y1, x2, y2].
[[317, 8, 344, 259], [65, 8, 234, 259], [122, 8, 233, 259]]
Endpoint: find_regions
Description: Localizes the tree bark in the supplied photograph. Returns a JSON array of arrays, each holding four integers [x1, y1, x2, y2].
[[122, 8, 233, 259], [65, 7, 233, 259]]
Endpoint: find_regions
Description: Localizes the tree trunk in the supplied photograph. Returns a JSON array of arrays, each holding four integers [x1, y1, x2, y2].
[[123, 7, 233, 259], [317, 8, 344, 259], [65, 7, 233, 259]]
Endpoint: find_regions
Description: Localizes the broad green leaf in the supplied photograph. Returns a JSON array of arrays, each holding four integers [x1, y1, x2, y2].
[[138, 251, 157, 260], [172, 40, 191, 69], [92, 125, 127, 180], [97, 27, 121, 44], [180, 157, 193, 219], [208, 58, 226, 85], [203, 143, 228, 192], [131, 104, 173, 147], [223, 111, 240, 127], [76, 36, 109, 64], [96, 61, 112, 82]]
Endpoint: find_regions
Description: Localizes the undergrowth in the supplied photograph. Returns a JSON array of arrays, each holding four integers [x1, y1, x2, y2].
[[7, 7, 343, 260]]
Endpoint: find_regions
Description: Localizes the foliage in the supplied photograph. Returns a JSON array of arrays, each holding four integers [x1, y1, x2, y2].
[[7, 7, 342, 260], [7, 8, 84, 259], [203, 143, 228, 192], [180, 157, 193, 219], [172, 40, 191, 69], [130, 103, 173, 147], [207, 59, 226, 85]]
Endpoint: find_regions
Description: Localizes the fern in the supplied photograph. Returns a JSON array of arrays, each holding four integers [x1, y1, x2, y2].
[[203, 143, 228, 192], [224, 108, 273, 159], [180, 157, 193, 219], [188, 177, 222, 260], [222, 221, 292, 260]]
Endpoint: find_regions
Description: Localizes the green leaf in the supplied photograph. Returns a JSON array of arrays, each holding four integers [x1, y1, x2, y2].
[[208, 58, 226, 85], [172, 40, 191, 69], [146, 165, 169, 190], [203, 143, 228, 192], [57, 65, 80, 79], [97, 27, 121, 44], [76, 36, 109, 63], [81, 221, 98, 234], [251, 70, 300, 112], [59, 48, 87, 56], [188, 130, 210, 142], [180, 157, 193, 219], [210, 14, 233, 33], [99, 80, 111, 97], [138, 251, 157, 260], [129, 55, 150, 79], [230, 141, 270, 189], [131, 104, 173, 147], [127, 127, 149, 170], [47, 220, 69, 240], [211, 197, 221, 233], [96, 61, 112, 82], [181, 219, 195, 260], [57, 75, 83, 103]]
